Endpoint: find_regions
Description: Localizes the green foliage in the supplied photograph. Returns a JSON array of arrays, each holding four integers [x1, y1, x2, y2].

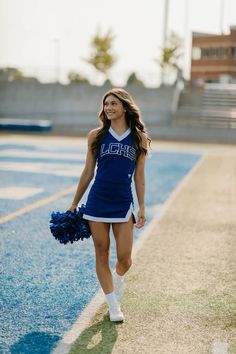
[[0, 67, 24, 82], [67, 71, 90, 84], [85, 29, 117, 78], [126, 72, 144, 86], [156, 31, 183, 71]]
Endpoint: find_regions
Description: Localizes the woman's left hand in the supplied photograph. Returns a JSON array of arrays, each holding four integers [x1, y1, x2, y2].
[[135, 207, 146, 228]]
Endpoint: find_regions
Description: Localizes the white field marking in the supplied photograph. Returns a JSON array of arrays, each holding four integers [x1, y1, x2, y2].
[[0, 135, 88, 148], [0, 187, 44, 200], [52, 154, 206, 354], [150, 140, 236, 156], [0, 161, 84, 177], [0, 184, 78, 224], [212, 341, 229, 354], [52, 290, 105, 354], [2, 134, 236, 156], [0, 149, 86, 161]]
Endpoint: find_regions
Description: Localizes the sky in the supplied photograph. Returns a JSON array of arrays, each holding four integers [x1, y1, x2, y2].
[[0, 0, 236, 87]]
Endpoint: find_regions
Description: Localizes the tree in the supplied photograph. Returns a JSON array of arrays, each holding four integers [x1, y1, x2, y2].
[[126, 72, 144, 86], [0, 67, 24, 82], [67, 71, 90, 84], [0, 67, 39, 83], [155, 31, 183, 85], [85, 29, 117, 82]]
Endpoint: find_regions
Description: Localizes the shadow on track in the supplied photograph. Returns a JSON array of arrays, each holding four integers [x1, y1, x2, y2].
[[9, 331, 60, 354], [69, 313, 119, 354]]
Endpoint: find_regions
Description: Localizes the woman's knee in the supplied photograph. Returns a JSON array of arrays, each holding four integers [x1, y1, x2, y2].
[[117, 256, 132, 272]]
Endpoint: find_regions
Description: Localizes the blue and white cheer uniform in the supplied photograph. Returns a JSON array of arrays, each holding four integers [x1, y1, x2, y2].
[[83, 126, 136, 223]]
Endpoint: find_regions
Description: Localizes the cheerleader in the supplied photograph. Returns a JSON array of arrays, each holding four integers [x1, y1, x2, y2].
[[68, 88, 151, 322]]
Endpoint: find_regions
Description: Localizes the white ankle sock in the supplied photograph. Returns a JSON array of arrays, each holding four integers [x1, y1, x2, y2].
[[113, 270, 124, 282], [105, 291, 118, 309]]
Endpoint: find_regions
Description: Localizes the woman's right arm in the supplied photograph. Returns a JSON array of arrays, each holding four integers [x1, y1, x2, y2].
[[68, 129, 98, 211]]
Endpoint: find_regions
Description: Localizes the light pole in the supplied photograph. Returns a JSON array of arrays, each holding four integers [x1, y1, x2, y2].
[[161, 0, 169, 86], [183, 0, 190, 81], [53, 38, 60, 82], [220, 0, 225, 34]]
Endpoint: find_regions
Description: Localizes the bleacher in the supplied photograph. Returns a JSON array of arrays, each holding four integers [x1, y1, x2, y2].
[[174, 84, 236, 129]]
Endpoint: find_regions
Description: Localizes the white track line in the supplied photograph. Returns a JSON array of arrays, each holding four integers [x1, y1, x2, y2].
[[0, 135, 87, 148], [0, 186, 44, 200], [52, 154, 206, 354], [0, 161, 84, 177], [0, 149, 86, 160], [52, 290, 104, 354]]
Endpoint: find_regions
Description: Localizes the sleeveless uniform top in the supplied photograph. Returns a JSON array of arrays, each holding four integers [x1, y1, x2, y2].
[[83, 127, 136, 223]]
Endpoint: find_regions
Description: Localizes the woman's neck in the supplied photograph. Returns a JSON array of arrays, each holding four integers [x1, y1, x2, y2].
[[110, 119, 128, 134]]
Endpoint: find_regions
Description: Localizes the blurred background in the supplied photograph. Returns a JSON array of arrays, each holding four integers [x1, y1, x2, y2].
[[0, 0, 236, 142]]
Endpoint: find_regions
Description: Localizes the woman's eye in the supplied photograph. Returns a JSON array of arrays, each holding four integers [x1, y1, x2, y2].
[[104, 101, 117, 107]]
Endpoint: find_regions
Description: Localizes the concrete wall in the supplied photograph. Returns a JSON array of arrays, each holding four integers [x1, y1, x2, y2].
[[0, 82, 177, 134]]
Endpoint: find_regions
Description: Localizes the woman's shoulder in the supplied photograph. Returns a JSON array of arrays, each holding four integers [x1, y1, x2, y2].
[[87, 127, 100, 143]]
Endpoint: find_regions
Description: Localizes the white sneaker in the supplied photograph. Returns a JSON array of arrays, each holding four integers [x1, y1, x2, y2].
[[112, 270, 124, 304], [109, 306, 124, 322]]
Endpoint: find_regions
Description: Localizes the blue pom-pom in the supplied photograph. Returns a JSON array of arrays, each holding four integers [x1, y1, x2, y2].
[[49, 204, 91, 244]]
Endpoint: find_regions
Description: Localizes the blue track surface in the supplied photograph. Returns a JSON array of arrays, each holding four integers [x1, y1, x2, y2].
[[0, 140, 201, 354]]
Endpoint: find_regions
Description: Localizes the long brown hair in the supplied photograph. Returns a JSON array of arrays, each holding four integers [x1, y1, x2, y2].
[[91, 88, 151, 159]]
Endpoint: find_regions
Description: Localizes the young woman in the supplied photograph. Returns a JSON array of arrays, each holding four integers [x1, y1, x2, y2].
[[68, 88, 151, 322]]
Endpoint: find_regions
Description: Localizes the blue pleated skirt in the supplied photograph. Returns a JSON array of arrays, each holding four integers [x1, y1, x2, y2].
[[83, 179, 134, 223]]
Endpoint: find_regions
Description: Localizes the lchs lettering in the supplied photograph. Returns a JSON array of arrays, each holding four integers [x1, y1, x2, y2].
[[100, 143, 136, 161]]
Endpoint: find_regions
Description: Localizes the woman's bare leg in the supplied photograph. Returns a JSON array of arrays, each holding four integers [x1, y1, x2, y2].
[[111, 216, 134, 304], [89, 220, 124, 321], [112, 215, 134, 276], [89, 221, 113, 294]]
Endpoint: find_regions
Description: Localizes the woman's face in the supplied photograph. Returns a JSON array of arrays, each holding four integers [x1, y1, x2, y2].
[[103, 94, 125, 121]]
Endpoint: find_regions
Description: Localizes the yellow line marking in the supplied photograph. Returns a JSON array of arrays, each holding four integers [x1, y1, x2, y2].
[[0, 184, 77, 224]]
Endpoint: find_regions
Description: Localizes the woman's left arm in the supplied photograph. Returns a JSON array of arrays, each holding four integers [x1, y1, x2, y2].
[[134, 133, 148, 228]]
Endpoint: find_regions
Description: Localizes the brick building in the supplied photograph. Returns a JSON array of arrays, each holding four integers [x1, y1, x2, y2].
[[191, 26, 236, 85]]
